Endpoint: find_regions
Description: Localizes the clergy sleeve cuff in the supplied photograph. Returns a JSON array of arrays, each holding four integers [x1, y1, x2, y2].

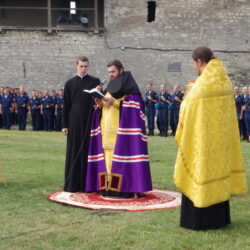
[[113, 99, 121, 109]]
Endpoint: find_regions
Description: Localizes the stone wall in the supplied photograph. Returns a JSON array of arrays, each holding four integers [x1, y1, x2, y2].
[[1, 0, 250, 94]]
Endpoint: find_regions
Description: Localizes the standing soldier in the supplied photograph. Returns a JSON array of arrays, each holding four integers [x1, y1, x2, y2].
[[0, 87, 3, 128], [37, 91, 44, 130], [51, 89, 57, 130], [15, 87, 29, 130], [0, 88, 15, 130], [29, 90, 41, 131], [145, 83, 158, 136], [41, 89, 54, 131], [234, 86, 244, 139], [55, 89, 64, 131], [242, 87, 250, 142], [13, 88, 19, 125], [241, 87, 249, 140], [158, 84, 171, 137], [8, 87, 17, 126], [170, 85, 184, 135]]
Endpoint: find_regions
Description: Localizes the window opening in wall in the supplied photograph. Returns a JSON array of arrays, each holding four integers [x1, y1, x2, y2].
[[57, 1, 89, 27], [147, 1, 156, 22], [0, 0, 104, 32], [70, 1, 76, 14]]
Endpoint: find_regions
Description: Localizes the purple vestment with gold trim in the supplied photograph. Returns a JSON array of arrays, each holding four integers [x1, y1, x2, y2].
[[86, 94, 152, 193]]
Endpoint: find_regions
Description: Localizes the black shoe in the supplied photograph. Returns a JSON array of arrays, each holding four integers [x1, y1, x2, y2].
[[136, 192, 146, 198], [101, 190, 134, 199]]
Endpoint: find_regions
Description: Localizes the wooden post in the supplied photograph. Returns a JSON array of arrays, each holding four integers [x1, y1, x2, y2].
[[47, 0, 52, 33], [94, 0, 98, 33]]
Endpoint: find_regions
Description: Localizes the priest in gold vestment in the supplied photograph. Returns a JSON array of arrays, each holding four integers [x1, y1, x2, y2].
[[174, 47, 247, 230]]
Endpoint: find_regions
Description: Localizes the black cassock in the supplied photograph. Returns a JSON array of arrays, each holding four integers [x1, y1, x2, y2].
[[63, 74, 100, 192], [180, 194, 231, 230]]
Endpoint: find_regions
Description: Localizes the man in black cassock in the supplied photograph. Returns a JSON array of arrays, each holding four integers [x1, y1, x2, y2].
[[62, 56, 100, 192]]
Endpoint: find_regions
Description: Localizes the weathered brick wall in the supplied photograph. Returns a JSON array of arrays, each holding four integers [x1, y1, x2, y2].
[[1, 0, 250, 94], [0, 31, 106, 91]]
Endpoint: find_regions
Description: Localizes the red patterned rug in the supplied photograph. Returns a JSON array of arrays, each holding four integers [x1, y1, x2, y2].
[[46, 189, 181, 211]]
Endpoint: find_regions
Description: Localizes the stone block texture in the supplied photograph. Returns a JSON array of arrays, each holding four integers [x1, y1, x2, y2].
[[1, 0, 250, 93]]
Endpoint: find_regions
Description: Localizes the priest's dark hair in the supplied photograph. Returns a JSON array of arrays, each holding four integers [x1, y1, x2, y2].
[[192, 47, 215, 63], [76, 56, 89, 64], [107, 59, 124, 71]]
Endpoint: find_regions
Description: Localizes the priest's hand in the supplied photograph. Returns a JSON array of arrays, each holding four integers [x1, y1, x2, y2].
[[96, 85, 103, 92], [242, 105, 246, 111], [94, 98, 103, 107], [62, 128, 68, 134], [103, 97, 114, 106]]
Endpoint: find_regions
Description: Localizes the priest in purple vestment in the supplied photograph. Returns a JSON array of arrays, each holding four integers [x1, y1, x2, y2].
[[86, 60, 152, 198]]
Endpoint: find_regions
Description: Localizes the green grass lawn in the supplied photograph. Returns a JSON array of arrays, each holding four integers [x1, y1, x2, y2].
[[0, 130, 249, 250]]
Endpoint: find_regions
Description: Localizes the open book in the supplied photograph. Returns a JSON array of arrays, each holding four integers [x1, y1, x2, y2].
[[83, 88, 105, 98]]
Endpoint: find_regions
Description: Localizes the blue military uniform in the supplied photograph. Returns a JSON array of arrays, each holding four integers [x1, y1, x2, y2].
[[158, 92, 171, 136], [145, 90, 158, 135], [0, 94, 14, 130], [11, 92, 18, 126], [29, 96, 41, 131], [0, 94, 3, 128], [243, 95, 250, 141], [170, 91, 184, 135], [16, 94, 29, 130], [37, 97, 43, 131], [41, 95, 54, 131], [234, 94, 245, 139], [56, 96, 63, 131], [241, 95, 249, 140], [51, 96, 57, 130]]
